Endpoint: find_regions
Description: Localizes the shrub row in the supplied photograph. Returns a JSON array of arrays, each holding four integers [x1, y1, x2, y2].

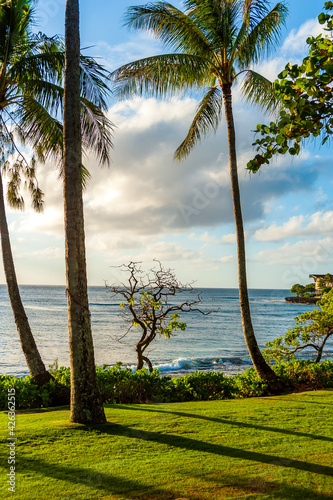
[[1, 359, 333, 410]]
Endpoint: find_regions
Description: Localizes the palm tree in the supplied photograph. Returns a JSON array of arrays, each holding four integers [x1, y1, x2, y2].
[[111, 0, 288, 390], [0, 0, 113, 386], [64, 0, 106, 424]]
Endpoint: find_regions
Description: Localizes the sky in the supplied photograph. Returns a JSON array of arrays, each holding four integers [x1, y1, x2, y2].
[[1, 0, 332, 289]]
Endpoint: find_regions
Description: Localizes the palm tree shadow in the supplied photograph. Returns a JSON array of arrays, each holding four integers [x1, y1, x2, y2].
[[112, 404, 333, 443], [0, 450, 174, 499], [204, 473, 333, 499], [3, 446, 331, 500], [79, 422, 333, 477]]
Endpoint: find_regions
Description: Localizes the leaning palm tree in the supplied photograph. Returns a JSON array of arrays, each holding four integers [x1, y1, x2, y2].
[[111, 0, 287, 389], [0, 0, 113, 386], [64, 0, 106, 424]]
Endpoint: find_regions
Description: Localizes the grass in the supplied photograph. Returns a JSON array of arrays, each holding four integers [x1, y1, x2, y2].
[[1, 390, 333, 499]]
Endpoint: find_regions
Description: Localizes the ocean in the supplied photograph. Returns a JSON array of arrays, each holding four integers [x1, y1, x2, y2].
[[1, 286, 331, 378]]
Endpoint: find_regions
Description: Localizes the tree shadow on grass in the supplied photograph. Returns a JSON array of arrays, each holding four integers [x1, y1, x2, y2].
[[111, 404, 333, 443], [0, 449, 175, 500], [3, 416, 333, 500], [3, 447, 331, 500], [77, 422, 333, 477]]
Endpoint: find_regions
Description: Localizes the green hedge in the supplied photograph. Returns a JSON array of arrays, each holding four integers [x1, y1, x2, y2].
[[1, 359, 333, 410]]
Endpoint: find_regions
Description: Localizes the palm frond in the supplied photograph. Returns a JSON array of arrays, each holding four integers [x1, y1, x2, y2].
[[174, 86, 223, 161], [185, 0, 241, 57], [24, 157, 44, 212], [237, 2, 288, 68], [124, 2, 213, 57], [111, 53, 214, 99], [14, 96, 63, 161], [79, 54, 111, 109], [242, 0, 271, 30], [5, 158, 25, 210], [241, 69, 278, 114], [81, 164, 92, 190], [10, 43, 65, 86], [57, 163, 92, 191], [80, 98, 115, 166], [16, 79, 64, 115]]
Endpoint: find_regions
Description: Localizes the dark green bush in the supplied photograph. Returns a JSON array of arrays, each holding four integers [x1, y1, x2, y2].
[[273, 359, 333, 389], [171, 371, 236, 401], [96, 364, 173, 404], [1, 359, 332, 410], [0, 374, 70, 410], [232, 368, 268, 398]]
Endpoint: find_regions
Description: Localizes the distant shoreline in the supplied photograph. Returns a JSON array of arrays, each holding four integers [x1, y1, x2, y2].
[[285, 296, 320, 305]]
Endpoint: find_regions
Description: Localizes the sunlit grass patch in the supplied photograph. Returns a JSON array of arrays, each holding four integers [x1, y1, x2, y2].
[[0, 390, 332, 499]]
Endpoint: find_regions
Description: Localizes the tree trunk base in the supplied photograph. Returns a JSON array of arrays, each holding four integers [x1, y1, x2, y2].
[[70, 404, 107, 425], [265, 379, 285, 395], [31, 371, 53, 386]]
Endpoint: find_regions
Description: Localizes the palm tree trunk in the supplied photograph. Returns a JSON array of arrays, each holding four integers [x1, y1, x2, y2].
[[222, 83, 283, 392], [63, 0, 105, 424], [0, 169, 51, 385]]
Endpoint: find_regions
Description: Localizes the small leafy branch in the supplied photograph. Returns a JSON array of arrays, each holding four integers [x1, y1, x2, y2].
[[0, 121, 44, 212], [247, 2, 333, 172], [264, 289, 333, 363], [106, 261, 213, 372], [290, 283, 316, 298]]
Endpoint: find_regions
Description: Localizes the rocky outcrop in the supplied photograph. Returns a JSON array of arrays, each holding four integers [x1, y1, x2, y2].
[[285, 296, 321, 305]]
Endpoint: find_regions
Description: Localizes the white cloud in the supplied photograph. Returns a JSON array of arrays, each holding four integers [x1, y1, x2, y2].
[[219, 255, 235, 263], [85, 33, 167, 71], [5, 94, 325, 264], [222, 233, 236, 244], [251, 237, 333, 267], [189, 231, 237, 244], [24, 247, 63, 259], [254, 211, 333, 242], [189, 232, 221, 244], [281, 18, 323, 57]]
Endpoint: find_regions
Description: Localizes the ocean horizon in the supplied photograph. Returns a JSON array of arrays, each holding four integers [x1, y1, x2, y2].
[[1, 285, 331, 378]]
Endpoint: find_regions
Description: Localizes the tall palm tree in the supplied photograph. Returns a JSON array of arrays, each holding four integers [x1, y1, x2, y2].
[[64, 0, 106, 424], [111, 0, 288, 389], [0, 0, 113, 386]]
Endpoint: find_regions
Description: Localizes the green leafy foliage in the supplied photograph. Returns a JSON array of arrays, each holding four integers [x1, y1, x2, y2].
[[273, 358, 333, 389], [0, 0, 114, 205], [318, 273, 333, 292], [248, 3, 333, 172], [2, 359, 333, 410], [290, 282, 316, 298], [264, 289, 333, 363], [0, 373, 70, 410]]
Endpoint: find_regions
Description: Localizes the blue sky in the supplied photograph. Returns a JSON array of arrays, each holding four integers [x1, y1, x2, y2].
[[1, 0, 332, 289]]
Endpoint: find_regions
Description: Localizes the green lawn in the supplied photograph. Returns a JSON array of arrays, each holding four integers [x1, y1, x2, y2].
[[1, 390, 333, 499]]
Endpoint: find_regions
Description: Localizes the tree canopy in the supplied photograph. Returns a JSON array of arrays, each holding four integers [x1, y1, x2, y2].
[[264, 289, 333, 363], [247, 2, 333, 173], [106, 261, 211, 372]]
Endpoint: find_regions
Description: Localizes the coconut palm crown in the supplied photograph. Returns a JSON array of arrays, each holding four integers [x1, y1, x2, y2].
[[0, 0, 113, 172], [111, 0, 288, 389], [0, 0, 113, 384]]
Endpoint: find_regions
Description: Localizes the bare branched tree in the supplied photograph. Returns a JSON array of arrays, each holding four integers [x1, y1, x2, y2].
[[106, 261, 213, 372]]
